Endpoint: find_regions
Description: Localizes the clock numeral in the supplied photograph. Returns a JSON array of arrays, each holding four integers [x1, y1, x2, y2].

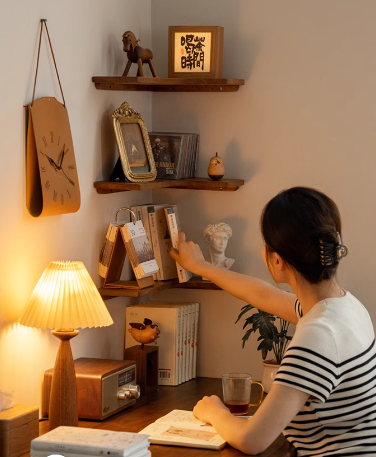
[[50, 131, 54, 143], [66, 189, 72, 199], [41, 166, 46, 172], [65, 147, 70, 154], [61, 194, 64, 205], [53, 190, 57, 202], [45, 180, 50, 191], [42, 136, 48, 148], [68, 165, 75, 170]]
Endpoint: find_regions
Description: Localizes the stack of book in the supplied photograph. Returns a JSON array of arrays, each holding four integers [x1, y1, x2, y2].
[[131, 203, 192, 283], [148, 132, 199, 179], [125, 302, 200, 386], [30, 426, 150, 457]]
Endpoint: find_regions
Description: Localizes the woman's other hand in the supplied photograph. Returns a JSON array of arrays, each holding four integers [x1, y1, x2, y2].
[[193, 395, 229, 425]]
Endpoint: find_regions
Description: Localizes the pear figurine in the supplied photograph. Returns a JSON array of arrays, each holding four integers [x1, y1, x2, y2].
[[208, 152, 225, 181]]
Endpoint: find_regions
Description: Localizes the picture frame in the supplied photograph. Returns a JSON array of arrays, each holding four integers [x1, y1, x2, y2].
[[112, 102, 157, 182], [168, 26, 224, 79]]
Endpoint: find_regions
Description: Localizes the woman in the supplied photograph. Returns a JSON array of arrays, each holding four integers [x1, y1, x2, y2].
[[170, 186, 376, 456]]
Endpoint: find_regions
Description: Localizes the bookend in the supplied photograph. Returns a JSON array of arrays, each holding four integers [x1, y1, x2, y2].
[[109, 157, 128, 182], [124, 345, 159, 405], [103, 228, 154, 289]]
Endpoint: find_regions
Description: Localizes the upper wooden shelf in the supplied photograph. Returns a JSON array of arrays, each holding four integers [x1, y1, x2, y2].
[[92, 76, 245, 92], [94, 177, 245, 194], [99, 277, 221, 299]]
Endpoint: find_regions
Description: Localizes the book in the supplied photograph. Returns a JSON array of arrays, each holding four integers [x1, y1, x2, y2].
[[31, 450, 151, 457], [30, 426, 150, 456], [192, 302, 200, 378], [98, 222, 118, 278], [125, 304, 180, 386], [136, 302, 186, 385], [120, 220, 159, 279], [164, 205, 192, 283], [186, 304, 193, 380], [138, 410, 226, 450], [148, 132, 199, 179], [148, 204, 178, 280], [139, 204, 157, 280]]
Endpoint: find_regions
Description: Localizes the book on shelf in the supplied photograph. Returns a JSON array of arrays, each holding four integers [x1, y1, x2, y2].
[[164, 205, 192, 283], [138, 409, 226, 450], [30, 426, 150, 457], [148, 204, 178, 281], [125, 302, 199, 386], [31, 451, 150, 457], [148, 132, 199, 180]]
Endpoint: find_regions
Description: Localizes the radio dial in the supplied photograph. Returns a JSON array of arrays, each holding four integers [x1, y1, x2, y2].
[[117, 384, 141, 400]]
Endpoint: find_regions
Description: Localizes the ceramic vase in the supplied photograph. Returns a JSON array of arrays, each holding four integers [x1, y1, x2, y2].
[[262, 361, 280, 393]]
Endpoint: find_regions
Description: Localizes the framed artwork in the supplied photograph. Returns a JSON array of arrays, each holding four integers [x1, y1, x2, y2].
[[112, 102, 157, 182], [168, 26, 224, 79]]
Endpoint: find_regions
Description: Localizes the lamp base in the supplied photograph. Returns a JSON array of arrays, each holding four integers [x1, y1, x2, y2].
[[49, 329, 79, 431]]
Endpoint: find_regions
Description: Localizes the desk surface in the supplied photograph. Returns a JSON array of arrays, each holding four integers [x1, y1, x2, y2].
[[25, 377, 296, 457]]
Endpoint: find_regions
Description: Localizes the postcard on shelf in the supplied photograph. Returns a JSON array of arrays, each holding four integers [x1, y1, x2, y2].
[[30, 426, 150, 457], [139, 409, 226, 450]]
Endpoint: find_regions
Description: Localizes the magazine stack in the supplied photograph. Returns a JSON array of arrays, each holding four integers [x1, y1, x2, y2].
[[148, 132, 199, 179], [30, 426, 150, 457]]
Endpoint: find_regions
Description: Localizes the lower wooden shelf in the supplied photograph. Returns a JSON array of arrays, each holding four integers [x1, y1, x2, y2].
[[99, 276, 221, 299]]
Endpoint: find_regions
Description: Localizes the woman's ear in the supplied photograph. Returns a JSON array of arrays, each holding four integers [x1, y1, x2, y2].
[[269, 252, 287, 271]]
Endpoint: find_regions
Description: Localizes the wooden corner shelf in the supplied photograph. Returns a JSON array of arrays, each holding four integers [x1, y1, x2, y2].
[[92, 76, 245, 92], [99, 276, 221, 299], [94, 177, 244, 194]]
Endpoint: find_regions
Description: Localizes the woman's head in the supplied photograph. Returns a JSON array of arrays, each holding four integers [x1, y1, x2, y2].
[[261, 187, 347, 284]]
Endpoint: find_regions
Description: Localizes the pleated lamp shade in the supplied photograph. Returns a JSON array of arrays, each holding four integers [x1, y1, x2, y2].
[[19, 261, 113, 330]]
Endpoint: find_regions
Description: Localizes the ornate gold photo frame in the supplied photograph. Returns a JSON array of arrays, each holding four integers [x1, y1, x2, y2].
[[112, 102, 157, 182]]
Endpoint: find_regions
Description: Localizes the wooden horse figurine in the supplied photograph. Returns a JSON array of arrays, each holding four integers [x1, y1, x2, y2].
[[122, 31, 158, 77]]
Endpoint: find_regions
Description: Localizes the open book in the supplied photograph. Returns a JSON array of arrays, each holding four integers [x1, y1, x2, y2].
[[138, 409, 226, 450]]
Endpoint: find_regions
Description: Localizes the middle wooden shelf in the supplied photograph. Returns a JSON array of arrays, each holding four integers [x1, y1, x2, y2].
[[99, 276, 221, 299]]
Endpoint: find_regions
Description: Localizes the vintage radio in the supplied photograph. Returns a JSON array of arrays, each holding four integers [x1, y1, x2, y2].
[[43, 358, 140, 420]]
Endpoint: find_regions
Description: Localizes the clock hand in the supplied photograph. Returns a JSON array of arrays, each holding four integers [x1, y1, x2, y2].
[[40, 152, 60, 170], [59, 144, 66, 168], [60, 168, 75, 186]]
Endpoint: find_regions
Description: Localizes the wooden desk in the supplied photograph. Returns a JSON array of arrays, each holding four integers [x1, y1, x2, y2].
[[24, 377, 296, 457]]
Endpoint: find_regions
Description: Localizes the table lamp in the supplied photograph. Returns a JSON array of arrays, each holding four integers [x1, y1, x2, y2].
[[19, 261, 114, 430]]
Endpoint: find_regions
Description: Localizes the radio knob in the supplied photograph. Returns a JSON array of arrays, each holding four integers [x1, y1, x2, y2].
[[117, 384, 141, 400]]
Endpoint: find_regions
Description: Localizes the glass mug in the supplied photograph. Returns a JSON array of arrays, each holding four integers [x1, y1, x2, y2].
[[222, 372, 264, 415]]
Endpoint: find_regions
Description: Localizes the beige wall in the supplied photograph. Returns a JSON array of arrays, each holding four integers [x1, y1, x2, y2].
[[0, 0, 153, 409], [1, 0, 376, 411], [150, 0, 376, 379]]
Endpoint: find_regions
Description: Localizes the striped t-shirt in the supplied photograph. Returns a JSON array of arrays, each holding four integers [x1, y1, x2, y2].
[[274, 291, 376, 456]]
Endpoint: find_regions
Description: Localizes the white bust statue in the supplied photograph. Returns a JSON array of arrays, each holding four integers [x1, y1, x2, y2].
[[203, 223, 235, 276]]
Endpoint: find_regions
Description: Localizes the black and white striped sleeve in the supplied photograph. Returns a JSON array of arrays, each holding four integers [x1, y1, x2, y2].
[[273, 323, 340, 402]]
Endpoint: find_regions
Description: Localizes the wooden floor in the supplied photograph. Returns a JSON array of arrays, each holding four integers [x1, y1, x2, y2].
[[24, 377, 296, 457]]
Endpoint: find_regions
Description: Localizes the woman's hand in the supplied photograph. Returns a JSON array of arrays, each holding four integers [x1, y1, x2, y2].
[[193, 395, 229, 425], [169, 232, 208, 275]]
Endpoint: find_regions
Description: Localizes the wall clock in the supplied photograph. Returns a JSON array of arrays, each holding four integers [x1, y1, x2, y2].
[[26, 97, 80, 217]]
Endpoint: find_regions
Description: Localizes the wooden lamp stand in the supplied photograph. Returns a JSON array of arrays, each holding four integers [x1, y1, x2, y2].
[[49, 329, 79, 431]]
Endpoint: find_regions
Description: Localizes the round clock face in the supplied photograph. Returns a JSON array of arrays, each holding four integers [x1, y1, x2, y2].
[[29, 97, 80, 216]]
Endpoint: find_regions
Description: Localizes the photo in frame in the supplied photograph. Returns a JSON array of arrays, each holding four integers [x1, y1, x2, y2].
[[168, 26, 224, 79], [112, 102, 157, 182]]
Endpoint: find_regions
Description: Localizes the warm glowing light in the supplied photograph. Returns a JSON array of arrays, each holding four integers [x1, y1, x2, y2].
[[19, 261, 113, 330]]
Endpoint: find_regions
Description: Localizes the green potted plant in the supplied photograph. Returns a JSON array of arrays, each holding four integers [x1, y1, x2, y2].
[[235, 304, 292, 392]]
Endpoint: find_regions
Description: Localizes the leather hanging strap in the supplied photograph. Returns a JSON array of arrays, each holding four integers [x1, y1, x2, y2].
[[31, 19, 66, 107]]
